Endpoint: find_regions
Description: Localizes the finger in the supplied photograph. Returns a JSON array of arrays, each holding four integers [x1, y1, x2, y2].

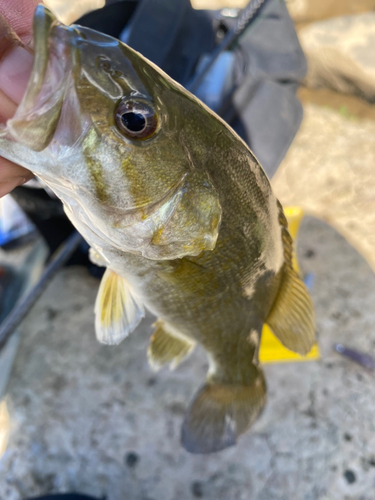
[[0, 0, 39, 44], [0, 7, 34, 105], [0, 2, 35, 193], [0, 4, 35, 191], [0, 44, 34, 104], [0, 87, 17, 122], [0, 156, 33, 198]]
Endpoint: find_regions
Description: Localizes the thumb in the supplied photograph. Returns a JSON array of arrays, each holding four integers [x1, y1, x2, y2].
[[0, 12, 33, 106]]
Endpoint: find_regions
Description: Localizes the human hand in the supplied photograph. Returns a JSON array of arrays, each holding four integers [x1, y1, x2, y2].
[[0, 0, 38, 197]]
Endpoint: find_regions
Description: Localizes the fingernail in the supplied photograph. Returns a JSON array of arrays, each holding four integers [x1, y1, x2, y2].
[[0, 46, 33, 105]]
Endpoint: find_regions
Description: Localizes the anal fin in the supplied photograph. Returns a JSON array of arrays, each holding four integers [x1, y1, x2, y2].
[[95, 268, 144, 345], [148, 320, 195, 370], [266, 264, 315, 355]]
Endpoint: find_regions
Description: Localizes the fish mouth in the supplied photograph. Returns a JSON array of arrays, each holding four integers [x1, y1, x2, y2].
[[6, 6, 75, 152]]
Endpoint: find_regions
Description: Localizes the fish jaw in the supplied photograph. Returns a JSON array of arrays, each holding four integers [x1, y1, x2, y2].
[[5, 6, 73, 152]]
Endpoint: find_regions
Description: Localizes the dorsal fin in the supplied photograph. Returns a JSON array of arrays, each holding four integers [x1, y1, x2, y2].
[[265, 202, 316, 355], [283, 206, 304, 275], [94, 268, 144, 345]]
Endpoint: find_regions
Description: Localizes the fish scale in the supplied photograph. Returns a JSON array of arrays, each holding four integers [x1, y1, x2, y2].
[[0, 5, 315, 454]]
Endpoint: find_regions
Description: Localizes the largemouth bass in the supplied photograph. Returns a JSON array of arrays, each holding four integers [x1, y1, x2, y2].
[[0, 6, 315, 453]]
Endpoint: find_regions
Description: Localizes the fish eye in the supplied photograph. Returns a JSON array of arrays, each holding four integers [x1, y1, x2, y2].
[[114, 99, 158, 140]]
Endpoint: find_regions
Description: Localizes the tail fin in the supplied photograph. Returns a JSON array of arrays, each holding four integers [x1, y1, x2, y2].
[[181, 370, 266, 454]]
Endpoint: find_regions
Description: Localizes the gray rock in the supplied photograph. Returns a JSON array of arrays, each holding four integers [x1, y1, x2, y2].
[[299, 13, 375, 102]]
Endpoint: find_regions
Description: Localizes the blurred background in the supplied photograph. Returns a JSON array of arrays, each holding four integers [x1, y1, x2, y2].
[[1, 0, 375, 499]]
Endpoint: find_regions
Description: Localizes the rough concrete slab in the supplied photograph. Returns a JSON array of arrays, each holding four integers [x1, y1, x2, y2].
[[286, 0, 375, 23], [273, 103, 375, 274], [190, 0, 375, 23], [1, 216, 375, 500], [44, 0, 375, 25], [299, 13, 375, 102]]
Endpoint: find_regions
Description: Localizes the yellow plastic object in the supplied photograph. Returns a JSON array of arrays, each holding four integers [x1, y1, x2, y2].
[[259, 206, 320, 364], [260, 325, 320, 363]]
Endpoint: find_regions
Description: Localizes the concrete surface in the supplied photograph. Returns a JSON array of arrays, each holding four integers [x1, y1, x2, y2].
[[298, 87, 375, 122], [44, 0, 375, 25], [1, 216, 375, 500], [284, 0, 375, 23], [273, 103, 375, 274], [190, 0, 375, 23], [299, 13, 375, 101]]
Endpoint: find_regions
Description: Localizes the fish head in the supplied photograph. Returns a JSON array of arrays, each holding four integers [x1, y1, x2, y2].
[[4, 5, 222, 259]]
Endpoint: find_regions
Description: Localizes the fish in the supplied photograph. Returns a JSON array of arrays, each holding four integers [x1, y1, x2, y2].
[[0, 5, 315, 453]]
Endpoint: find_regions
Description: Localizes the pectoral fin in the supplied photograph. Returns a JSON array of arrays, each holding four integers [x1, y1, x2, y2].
[[95, 269, 144, 345], [89, 248, 107, 267], [266, 264, 315, 355], [148, 320, 196, 370]]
